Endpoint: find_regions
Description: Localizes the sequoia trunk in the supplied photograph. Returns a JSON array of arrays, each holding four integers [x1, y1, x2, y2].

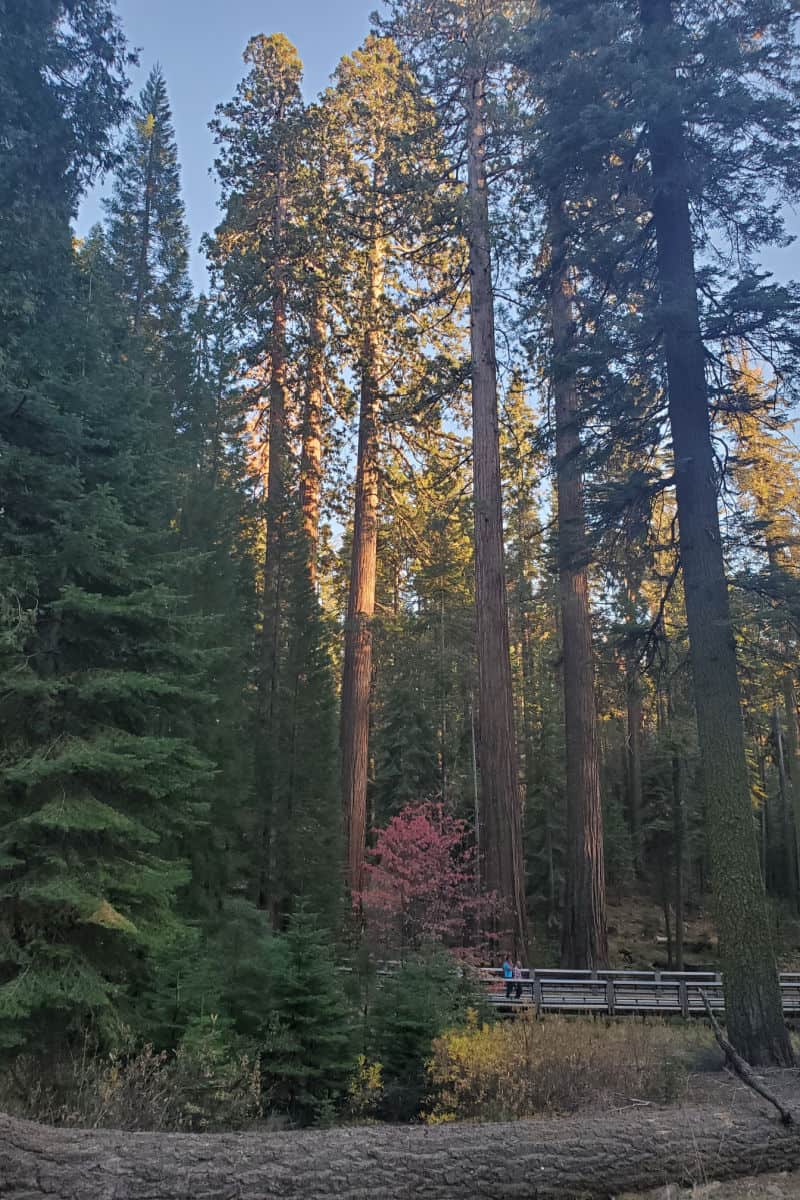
[[548, 199, 608, 970], [340, 237, 385, 901], [465, 61, 527, 953], [257, 148, 291, 921], [640, 0, 792, 1065], [299, 288, 327, 585]]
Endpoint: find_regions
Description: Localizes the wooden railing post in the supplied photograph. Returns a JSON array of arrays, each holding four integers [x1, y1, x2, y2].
[[606, 979, 616, 1016], [678, 981, 689, 1019]]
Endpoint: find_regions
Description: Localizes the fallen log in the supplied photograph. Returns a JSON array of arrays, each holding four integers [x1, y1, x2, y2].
[[2, 1101, 800, 1200]]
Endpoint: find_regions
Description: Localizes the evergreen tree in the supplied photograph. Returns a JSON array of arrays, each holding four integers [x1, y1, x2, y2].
[[105, 65, 191, 341], [369, 953, 480, 1121], [263, 906, 356, 1124], [0, 231, 211, 1057], [211, 34, 307, 922]]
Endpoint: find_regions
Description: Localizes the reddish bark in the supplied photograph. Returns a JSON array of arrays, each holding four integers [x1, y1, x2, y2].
[[548, 198, 608, 970], [465, 61, 527, 954]]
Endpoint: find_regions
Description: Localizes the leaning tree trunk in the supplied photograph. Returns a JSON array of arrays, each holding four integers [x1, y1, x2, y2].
[[299, 286, 327, 587], [640, 0, 793, 1066], [257, 149, 291, 923], [340, 236, 385, 902], [465, 61, 527, 955], [548, 197, 609, 971], [3, 1103, 800, 1199]]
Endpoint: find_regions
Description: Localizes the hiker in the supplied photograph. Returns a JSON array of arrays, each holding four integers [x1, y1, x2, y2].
[[513, 959, 524, 1001], [502, 953, 514, 999]]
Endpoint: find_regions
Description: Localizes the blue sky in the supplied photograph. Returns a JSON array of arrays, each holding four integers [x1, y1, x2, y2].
[[79, 0, 376, 286], [79, 0, 799, 291]]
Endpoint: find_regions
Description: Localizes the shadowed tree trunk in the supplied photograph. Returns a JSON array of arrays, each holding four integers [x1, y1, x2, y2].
[[774, 704, 795, 898], [783, 674, 800, 899], [640, 0, 793, 1066], [340, 235, 385, 902], [2, 1103, 800, 1199], [299, 287, 327, 586], [626, 666, 644, 873], [465, 58, 527, 954], [548, 197, 608, 970], [672, 743, 685, 972]]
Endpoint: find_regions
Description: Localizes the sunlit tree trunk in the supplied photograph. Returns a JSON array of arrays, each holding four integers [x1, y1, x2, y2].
[[341, 236, 385, 902], [465, 59, 527, 954], [257, 146, 290, 923]]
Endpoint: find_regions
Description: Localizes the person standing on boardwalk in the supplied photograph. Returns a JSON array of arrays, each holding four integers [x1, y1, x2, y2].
[[503, 954, 514, 999], [513, 959, 524, 1001]]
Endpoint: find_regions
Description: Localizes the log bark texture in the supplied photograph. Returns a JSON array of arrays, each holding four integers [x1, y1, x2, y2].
[[2, 1104, 800, 1199]]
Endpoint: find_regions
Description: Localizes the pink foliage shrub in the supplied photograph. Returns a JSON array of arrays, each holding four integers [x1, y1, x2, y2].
[[358, 802, 484, 954]]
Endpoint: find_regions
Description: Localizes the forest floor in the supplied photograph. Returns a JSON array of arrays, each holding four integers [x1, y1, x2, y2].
[[617, 1070, 800, 1199], [603, 893, 800, 972]]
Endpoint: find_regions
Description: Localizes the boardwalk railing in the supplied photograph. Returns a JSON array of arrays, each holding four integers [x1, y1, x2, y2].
[[479, 968, 800, 1018]]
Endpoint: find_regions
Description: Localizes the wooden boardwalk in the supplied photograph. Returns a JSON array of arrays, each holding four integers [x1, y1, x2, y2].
[[480, 967, 800, 1018]]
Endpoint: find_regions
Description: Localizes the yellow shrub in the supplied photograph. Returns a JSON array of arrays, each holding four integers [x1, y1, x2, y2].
[[426, 1015, 712, 1124], [347, 1055, 384, 1119]]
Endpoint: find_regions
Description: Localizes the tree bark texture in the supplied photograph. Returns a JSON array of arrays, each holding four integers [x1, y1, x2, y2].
[[672, 746, 685, 972], [773, 705, 795, 899], [640, 0, 793, 1066], [627, 670, 644, 873], [465, 62, 527, 955], [783, 674, 800, 898], [257, 152, 291, 923], [3, 1103, 800, 1199], [548, 198, 609, 971], [299, 287, 327, 586], [340, 236, 385, 901]]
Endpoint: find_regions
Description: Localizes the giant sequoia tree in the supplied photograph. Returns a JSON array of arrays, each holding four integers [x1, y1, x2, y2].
[[547, 200, 609, 969], [325, 36, 462, 901], [383, 0, 528, 952], [518, 0, 800, 1061], [8, 0, 800, 1120]]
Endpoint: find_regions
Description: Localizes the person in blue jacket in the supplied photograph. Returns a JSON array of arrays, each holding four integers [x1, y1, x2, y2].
[[502, 953, 514, 999]]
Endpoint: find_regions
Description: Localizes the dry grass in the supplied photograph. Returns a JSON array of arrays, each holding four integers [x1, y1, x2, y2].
[[426, 1012, 717, 1124]]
